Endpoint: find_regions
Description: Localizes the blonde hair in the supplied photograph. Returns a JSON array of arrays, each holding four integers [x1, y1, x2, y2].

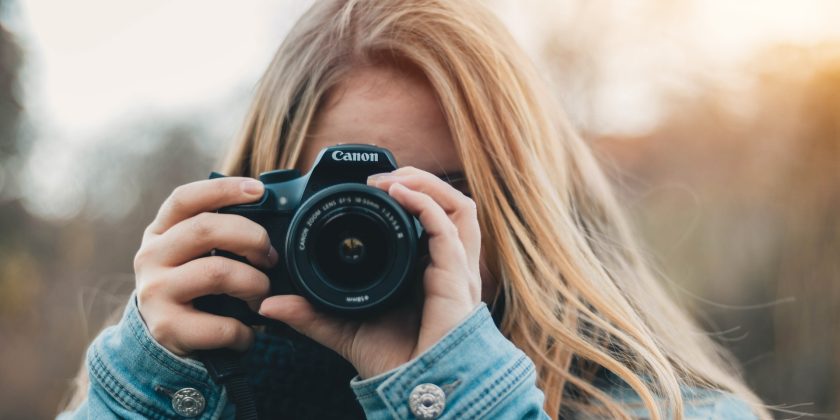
[[62, 0, 769, 418], [222, 1, 768, 418]]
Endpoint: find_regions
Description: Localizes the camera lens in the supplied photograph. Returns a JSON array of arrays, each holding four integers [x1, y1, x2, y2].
[[312, 211, 392, 291], [285, 183, 422, 312], [339, 237, 365, 264]]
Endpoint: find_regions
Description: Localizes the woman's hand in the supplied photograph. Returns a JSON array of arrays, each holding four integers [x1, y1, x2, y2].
[[133, 177, 277, 356], [259, 167, 482, 379]]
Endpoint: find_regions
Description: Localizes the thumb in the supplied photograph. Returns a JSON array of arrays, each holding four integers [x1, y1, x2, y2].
[[258, 295, 353, 355]]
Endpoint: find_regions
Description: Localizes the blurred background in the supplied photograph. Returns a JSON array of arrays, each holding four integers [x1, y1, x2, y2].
[[0, 0, 837, 417]]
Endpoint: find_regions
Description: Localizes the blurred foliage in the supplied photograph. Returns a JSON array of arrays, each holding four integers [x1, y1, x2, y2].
[[0, 1, 838, 418], [588, 43, 840, 415], [0, 0, 20, 159], [0, 2, 221, 414]]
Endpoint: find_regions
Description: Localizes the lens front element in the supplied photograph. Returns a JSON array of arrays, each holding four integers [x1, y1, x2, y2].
[[286, 183, 419, 312], [313, 211, 391, 291], [338, 237, 365, 264]]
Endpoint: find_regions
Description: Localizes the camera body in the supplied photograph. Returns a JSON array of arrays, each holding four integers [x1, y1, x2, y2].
[[195, 144, 427, 325]]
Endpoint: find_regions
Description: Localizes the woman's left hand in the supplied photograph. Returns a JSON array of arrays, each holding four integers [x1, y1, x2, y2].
[[258, 166, 482, 379]]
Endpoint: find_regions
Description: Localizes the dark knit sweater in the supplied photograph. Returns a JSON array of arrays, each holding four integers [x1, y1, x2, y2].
[[242, 323, 365, 419]]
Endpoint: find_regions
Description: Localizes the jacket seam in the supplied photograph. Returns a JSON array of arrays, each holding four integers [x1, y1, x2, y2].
[[89, 348, 172, 419], [452, 354, 535, 418], [379, 306, 490, 418], [393, 308, 488, 393], [125, 302, 211, 383]]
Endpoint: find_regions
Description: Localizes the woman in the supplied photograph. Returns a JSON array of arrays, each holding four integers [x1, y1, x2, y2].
[[60, 0, 769, 418]]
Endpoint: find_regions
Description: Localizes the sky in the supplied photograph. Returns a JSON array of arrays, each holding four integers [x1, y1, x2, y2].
[[4, 0, 840, 220], [12, 0, 309, 139], [10, 0, 840, 139]]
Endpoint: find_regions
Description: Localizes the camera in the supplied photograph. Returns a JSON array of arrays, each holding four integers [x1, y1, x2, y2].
[[194, 144, 428, 325]]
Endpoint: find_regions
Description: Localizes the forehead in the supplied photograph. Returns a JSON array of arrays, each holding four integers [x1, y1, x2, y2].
[[297, 65, 461, 175]]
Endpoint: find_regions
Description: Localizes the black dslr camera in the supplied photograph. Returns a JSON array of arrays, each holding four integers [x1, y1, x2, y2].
[[195, 144, 427, 325]]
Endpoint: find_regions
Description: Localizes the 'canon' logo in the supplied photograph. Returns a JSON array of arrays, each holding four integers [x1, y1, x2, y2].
[[331, 150, 379, 162]]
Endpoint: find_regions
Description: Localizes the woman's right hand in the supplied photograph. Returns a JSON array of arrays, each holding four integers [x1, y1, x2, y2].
[[133, 177, 278, 356]]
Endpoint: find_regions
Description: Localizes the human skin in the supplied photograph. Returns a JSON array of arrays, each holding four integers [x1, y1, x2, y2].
[[134, 64, 490, 380], [260, 64, 487, 378]]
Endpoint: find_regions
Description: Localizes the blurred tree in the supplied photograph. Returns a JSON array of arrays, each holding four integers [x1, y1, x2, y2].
[[590, 44, 840, 416], [1, 118, 223, 417], [0, 0, 49, 417], [0, 0, 39, 320], [0, 0, 838, 416], [773, 52, 840, 414], [0, 0, 20, 160], [0, 3, 226, 412]]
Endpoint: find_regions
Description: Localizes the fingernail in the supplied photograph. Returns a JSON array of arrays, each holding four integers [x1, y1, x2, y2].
[[257, 300, 269, 316], [268, 246, 279, 265], [241, 179, 264, 195], [367, 173, 395, 184]]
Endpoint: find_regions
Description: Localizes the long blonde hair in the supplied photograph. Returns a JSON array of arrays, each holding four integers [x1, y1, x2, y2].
[[221, 1, 768, 418], [61, 0, 769, 418]]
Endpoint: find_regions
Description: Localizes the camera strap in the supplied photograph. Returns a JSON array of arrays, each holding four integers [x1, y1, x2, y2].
[[197, 349, 259, 420]]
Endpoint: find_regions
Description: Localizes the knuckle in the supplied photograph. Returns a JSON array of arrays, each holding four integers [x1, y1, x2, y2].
[[188, 213, 215, 239], [216, 178, 241, 198], [255, 273, 271, 296], [166, 186, 189, 213], [404, 174, 424, 184], [149, 317, 175, 343], [210, 178, 239, 197], [423, 265, 442, 278], [254, 227, 271, 252], [442, 222, 460, 238], [418, 191, 436, 206], [137, 278, 165, 303], [171, 184, 188, 197], [133, 247, 150, 272], [201, 258, 229, 288], [141, 223, 155, 240], [460, 195, 477, 212], [133, 237, 161, 271], [215, 320, 241, 345]]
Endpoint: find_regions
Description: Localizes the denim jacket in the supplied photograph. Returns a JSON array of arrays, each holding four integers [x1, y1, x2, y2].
[[58, 293, 759, 419]]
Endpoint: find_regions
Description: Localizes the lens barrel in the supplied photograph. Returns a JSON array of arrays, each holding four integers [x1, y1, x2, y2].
[[285, 183, 420, 312]]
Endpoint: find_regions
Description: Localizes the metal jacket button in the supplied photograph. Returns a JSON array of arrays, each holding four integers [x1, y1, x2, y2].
[[171, 387, 206, 417], [409, 383, 446, 419]]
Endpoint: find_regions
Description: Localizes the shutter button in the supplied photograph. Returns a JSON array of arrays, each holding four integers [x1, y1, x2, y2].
[[409, 383, 445, 419], [171, 387, 206, 417]]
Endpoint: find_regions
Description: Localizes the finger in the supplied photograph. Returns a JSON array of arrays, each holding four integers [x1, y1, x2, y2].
[[258, 295, 352, 357], [164, 256, 270, 303], [149, 177, 265, 235], [369, 167, 471, 214], [369, 167, 480, 266], [153, 309, 255, 354], [146, 304, 254, 356], [387, 183, 467, 271], [154, 212, 277, 268]]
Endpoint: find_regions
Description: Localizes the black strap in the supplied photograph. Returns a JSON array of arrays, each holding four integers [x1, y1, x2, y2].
[[197, 349, 259, 420]]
